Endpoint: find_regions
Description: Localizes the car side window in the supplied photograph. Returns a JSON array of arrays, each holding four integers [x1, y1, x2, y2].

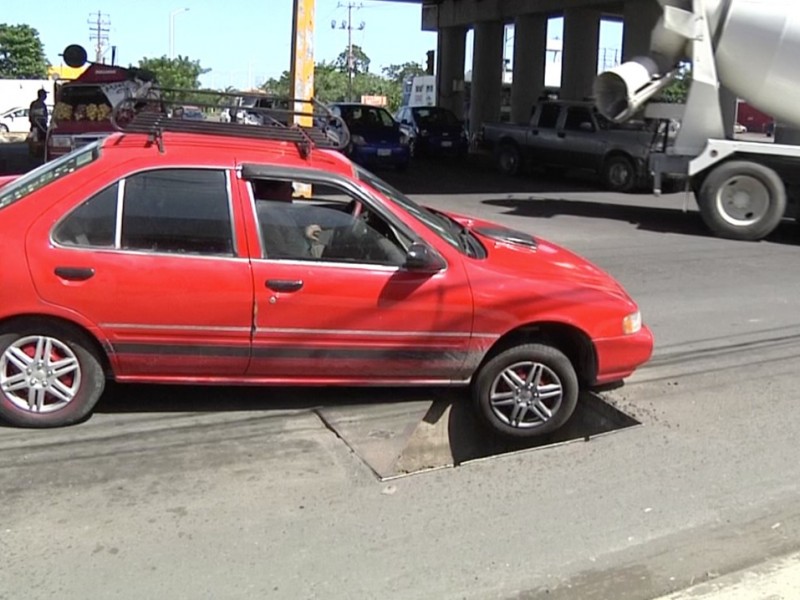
[[122, 169, 234, 256], [564, 107, 595, 132], [53, 182, 118, 248], [537, 103, 560, 128], [250, 178, 410, 266]]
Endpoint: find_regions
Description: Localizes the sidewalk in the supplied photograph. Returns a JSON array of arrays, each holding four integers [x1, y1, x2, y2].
[[655, 552, 800, 599]]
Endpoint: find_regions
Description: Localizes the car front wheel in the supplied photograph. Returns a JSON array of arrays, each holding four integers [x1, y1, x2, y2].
[[0, 324, 105, 428], [472, 343, 579, 439]]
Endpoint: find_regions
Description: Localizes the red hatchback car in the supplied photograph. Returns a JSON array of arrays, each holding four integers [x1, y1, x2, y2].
[[0, 119, 652, 438]]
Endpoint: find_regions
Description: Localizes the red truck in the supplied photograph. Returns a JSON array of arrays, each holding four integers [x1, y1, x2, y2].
[[47, 46, 158, 161]]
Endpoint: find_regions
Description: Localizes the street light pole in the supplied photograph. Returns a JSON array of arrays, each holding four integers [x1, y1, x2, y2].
[[169, 8, 190, 59]]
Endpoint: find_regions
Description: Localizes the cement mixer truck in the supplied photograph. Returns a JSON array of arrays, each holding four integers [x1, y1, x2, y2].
[[595, 0, 800, 240]]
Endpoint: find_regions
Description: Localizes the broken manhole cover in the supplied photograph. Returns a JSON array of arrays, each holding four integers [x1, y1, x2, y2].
[[317, 391, 640, 480]]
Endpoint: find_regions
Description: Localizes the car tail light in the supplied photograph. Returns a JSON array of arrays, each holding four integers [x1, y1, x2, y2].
[[49, 135, 73, 150]]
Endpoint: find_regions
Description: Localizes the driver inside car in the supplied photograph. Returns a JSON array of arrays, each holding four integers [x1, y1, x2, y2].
[[251, 179, 325, 259]]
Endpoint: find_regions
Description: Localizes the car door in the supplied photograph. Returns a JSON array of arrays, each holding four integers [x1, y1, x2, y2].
[[558, 105, 606, 170], [526, 102, 562, 164], [27, 167, 254, 379], [238, 169, 475, 382]]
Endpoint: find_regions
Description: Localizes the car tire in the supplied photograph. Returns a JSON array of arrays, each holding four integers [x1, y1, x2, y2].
[[0, 323, 106, 428], [496, 142, 521, 176], [602, 154, 637, 193], [697, 160, 786, 241], [472, 343, 579, 439]]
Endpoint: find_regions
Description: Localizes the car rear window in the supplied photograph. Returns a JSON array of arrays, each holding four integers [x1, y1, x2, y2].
[[0, 143, 100, 210]]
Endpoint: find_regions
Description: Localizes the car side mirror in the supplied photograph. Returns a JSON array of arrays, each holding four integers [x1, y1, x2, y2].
[[404, 242, 446, 272]]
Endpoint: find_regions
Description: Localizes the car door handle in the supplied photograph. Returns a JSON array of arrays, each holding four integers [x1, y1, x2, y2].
[[266, 279, 304, 292], [55, 267, 95, 281]]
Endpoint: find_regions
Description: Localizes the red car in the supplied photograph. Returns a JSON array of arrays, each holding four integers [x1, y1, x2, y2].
[[0, 121, 652, 438]]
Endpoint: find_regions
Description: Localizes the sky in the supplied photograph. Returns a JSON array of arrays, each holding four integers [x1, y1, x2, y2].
[[5, 0, 622, 90]]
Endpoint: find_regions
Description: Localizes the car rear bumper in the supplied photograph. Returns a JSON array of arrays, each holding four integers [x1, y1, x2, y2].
[[593, 325, 654, 385], [352, 144, 410, 166]]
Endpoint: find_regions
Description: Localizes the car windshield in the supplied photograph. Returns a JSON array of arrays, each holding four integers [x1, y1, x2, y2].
[[412, 107, 461, 127], [340, 105, 395, 128], [355, 165, 468, 252], [0, 143, 100, 210]]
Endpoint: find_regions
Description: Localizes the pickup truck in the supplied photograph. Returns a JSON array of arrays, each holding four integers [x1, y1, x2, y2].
[[479, 100, 659, 192]]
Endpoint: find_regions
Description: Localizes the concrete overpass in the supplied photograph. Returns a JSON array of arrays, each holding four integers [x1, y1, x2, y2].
[[379, 0, 662, 132]]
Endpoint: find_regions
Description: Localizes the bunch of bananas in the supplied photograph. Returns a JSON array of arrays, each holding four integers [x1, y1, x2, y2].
[[96, 104, 112, 121], [53, 103, 73, 121]]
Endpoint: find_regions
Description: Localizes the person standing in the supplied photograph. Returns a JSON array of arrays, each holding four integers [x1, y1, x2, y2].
[[28, 89, 49, 159]]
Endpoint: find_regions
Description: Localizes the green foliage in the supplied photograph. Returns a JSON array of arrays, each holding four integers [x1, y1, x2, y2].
[[137, 55, 208, 91], [0, 23, 48, 79], [656, 64, 692, 104], [137, 55, 213, 107], [382, 62, 425, 85], [259, 50, 420, 112], [334, 45, 370, 74]]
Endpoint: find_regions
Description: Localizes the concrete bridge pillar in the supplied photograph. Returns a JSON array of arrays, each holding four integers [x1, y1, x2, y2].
[[622, 0, 662, 60], [561, 7, 600, 100], [436, 26, 468, 119], [468, 19, 504, 135], [510, 14, 547, 124]]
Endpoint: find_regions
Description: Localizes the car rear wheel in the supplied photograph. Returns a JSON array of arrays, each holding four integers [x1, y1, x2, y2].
[[0, 324, 105, 428], [496, 142, 521, 176], [602, 154, 637, 192], [472, 343, 579, 439]]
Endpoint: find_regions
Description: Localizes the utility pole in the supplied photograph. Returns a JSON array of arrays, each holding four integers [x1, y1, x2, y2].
[[332, 2, 365, 102], [87, 11, 111, 63]]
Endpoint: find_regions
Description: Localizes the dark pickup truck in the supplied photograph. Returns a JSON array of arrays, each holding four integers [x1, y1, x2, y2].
[[479, 100, 659, 192]]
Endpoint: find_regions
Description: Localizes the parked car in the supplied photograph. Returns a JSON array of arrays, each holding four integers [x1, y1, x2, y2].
[[328, 102, 410, 170], [733, 122, 747, 134], [0, 105, 53, 134], [480, 100, 658, 192], [395, 105, 468, 158], [0, 117, 652, 438]]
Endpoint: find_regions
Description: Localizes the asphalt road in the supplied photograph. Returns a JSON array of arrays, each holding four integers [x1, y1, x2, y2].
[[3, 154, 800, 600]]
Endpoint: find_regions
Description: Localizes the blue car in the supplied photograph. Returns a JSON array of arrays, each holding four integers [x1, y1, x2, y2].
[[328, 103, 411, 170], [396, 105, 469, 159]]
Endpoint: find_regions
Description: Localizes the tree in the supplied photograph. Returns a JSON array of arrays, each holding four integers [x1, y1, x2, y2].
[[0, 24, 48, 79], [137, 55, 208, 91], [334, 45, 370, 75], [382, 62, 425, 86]]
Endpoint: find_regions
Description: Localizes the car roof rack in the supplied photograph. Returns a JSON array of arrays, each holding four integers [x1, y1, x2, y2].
[[111, 88, 350, 158]]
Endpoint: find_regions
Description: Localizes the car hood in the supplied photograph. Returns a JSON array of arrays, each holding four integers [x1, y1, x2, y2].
[[454, 215, 628, 296]]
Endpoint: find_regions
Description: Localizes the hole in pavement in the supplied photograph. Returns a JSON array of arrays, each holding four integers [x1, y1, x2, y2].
[[317, 390, 641, 480]]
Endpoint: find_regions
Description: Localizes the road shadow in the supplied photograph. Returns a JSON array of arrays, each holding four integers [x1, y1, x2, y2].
[[483, 196, 800, 244], [93, 382, 439, 415]]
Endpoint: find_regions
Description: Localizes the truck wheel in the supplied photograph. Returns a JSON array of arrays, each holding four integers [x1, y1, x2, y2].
[[602, 155, 637, 192], [496, 143, 521, 176], [697, 161, 786, 241], [472, 343, 579, 439]]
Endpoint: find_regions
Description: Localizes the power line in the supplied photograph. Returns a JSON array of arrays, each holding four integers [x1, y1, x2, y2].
[[332, 2, 365, 101], [88, 11, 111, 63]]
